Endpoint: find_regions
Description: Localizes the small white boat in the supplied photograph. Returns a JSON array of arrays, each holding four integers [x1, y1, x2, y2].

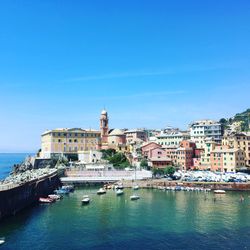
[[48, 194, 61, 200], [39, 197, 54, 203], [0, 237, 5, 245], [133, 185, 139, 190], [116, 189, 124, 196], [82, 195, 90, 204], [130, 195, 140, 201], [97, 188, 106, 195], [214, 190, 226, 194]]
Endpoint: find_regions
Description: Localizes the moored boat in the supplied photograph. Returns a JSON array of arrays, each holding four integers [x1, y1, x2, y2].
[[61, 185, 74, 192], [133, 185, 139, 190], [130, 195, 140, 201], [214, 190, 226, 194], [39, 197, 54, 203], [97, 188, 106, 195], [48, 194, 62, 201], [54, 189, 70, 195], [0, 237, 5, 245], [116, 189, 124, 196], [82, 195, 90, 204]]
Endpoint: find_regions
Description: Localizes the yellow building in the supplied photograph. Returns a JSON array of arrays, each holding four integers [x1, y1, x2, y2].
[[41, 128, 101, 159], [210, 145, 245, 172], [222, 132, 250, 167]]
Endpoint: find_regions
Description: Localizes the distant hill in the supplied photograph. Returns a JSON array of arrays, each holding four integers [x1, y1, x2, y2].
[[220, 108, 250, 132]]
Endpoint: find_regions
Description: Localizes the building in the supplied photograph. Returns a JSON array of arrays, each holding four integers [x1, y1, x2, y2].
[[108, 128, 127, 151], [156, 131, 190, 148], [190, 120, 222, 148], [165, 147, 178, 166], [147, 147, 172, 169], [176, 140, 196, 171], [210, 145, 245, 172], [100, 109, 109, 149], [125, 129, 148, 144], [141, 142, 161, 159], [41, 128, 101, 159], [200, 139, 219, 170], [78, 150, 103, 164], [222, 132, 250, 167]]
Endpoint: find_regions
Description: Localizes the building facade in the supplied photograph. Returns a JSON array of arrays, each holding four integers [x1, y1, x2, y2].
[[156, 131, 190, 148], [125, 129, 148, 144], [210, 145, 245, 172], [190, 120, 222, 149], [41, 128, 101, 159], [222, 132, 250, 167]]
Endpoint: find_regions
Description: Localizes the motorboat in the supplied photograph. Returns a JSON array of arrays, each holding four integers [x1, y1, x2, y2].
[[48, 194, 62, 201], [116, 189, 124, 196], [82, 195, 90, 204], [0, 237, 5, 245], [97, 188, 106, 195], [61, 185, 74, 192], [54, 189, 70, 195], [39, 197, 54, 203], [214, 190, 226, 194], [130, 195, 140, 201], [133, 185, 139, 190], [116, 183, 124, 190]]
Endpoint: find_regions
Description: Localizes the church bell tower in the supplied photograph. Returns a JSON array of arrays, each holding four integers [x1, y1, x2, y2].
[[100, 109, 109, 145]]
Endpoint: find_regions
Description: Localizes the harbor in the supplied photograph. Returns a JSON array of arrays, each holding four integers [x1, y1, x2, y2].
[[0, 186, 250, 249]]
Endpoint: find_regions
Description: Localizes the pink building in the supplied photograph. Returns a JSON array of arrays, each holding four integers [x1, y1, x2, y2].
[[141, 142, 161, 158], [148, 147, 172, 169]]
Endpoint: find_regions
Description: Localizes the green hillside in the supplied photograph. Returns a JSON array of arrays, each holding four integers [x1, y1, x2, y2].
[[220, 108, 250, 132]]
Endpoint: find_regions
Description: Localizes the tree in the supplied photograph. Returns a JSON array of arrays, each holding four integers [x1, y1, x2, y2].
[[163, 166, 176, 176], [140, 159, 149, 169]]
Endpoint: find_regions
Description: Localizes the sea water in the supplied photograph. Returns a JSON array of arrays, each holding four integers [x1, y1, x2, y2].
[[0, 155, 250, 249]]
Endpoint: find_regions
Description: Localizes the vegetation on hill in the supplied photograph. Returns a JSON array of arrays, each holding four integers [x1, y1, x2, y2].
[[101, 149, 130, 169], [219, 108, 250, 132]]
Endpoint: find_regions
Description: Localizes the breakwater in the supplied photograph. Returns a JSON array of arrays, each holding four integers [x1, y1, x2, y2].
[[120, 179, 250, 191], [0, 169, 60, 220]]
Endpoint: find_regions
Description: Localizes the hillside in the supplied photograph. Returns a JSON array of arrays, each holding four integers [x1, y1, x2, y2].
[[220, 108, 250, 132]]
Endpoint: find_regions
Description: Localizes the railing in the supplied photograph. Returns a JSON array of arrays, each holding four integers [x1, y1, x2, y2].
[[65, 170, 133, 178]]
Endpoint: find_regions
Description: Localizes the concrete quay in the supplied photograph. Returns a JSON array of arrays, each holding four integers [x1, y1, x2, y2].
[[119, 179, 250, 191]]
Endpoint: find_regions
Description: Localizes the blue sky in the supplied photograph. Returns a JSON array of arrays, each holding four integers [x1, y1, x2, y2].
[[0, 0, 249, 152]]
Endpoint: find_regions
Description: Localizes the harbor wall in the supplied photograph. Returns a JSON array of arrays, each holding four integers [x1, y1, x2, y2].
[[121, 179, 250, 191], [0, 172, 60, 220]]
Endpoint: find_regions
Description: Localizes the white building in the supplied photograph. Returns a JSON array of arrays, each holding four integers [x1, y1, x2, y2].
[[190, 120, 222, 149], [156, 131, 190, 148]]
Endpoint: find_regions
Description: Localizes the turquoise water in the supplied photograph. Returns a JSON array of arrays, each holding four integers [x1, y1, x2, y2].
[[0, 155, 250, 249]]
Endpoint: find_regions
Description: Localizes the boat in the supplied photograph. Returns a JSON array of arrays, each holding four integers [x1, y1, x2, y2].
[[82, 195, 90, 204], [116, 183, 124, 190], [61, 185, 74, 192], [0, 237, 5, 245], [116, 189, 124, 196], [130, 195, 140, 201], [39, 197, 54, 203], [133, 185, 139, 190], [48, 194, 62, 200], [97, 188, 106, 195], [54, 189, 70, 195], [214, 190, 226, 194]]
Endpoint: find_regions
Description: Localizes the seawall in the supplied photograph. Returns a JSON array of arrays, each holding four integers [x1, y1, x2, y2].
[[0, 171, 60, 220], [120, 179, 250, 191]]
